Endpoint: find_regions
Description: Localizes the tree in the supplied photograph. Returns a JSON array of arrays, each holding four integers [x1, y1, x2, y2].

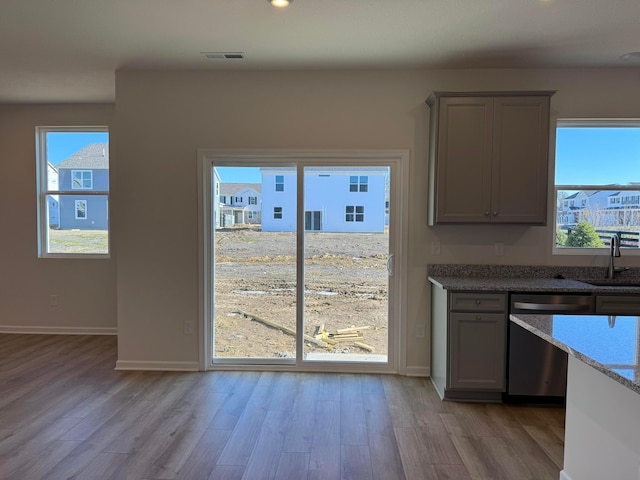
[[566, 221, 605, 247], [556, 228, 568, 247]]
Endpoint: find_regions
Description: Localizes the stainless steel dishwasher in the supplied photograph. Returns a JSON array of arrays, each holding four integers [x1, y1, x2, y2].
[[507, 293, 594, 399]]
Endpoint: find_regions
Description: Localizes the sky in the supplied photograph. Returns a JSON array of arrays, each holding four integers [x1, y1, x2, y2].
[[47, 131, 109, 166], [555, 127, 640, 186], [216, 167, 261, 183], [47, 127, 640, 185]]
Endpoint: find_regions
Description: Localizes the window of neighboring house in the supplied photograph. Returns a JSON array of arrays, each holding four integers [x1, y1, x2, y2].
[[248, 196, 257, 205], [554, 119, 640, 253], [274, 207, 283, 219], [220, 195, 226, 203], [215, 182, 219, 196], [349, 175, 368, 192], [236, 196, 242, 203], [75, 200, 87, 219], [36, 127, 109, 257], [72, 170, 93, 189], [275, 175, 284, 192], [248, 211, 258, 219], [345, 206, 365, 222]]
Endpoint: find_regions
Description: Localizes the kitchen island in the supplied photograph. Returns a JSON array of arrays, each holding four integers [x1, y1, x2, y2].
[[510, 313, 640, 480]]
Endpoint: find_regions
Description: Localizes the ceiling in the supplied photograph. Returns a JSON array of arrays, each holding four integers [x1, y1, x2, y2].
[[2, 0, 640, 103]]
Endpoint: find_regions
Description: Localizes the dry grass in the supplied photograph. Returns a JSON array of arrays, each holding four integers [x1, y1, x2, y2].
[[48, 229, 109, 254]]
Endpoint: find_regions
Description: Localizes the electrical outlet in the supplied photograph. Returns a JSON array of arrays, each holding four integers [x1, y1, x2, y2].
[[183, 320, 194, 335], [49, 294, 58, 307], [415, 324, 426, 339], [431, 241, 441, 256], [494, 242, 504, 256]]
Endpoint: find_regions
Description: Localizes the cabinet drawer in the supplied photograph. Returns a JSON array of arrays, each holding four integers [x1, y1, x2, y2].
[[596, 295, 640, 315], [449, 292, 506, 312]]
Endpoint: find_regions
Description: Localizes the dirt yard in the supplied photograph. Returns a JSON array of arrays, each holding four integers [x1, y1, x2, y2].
[[214, 226, 389, 359]]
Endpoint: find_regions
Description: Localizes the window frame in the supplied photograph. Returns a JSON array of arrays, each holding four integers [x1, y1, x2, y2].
[[74, 199, 87, 219], [275, 175, 284, 192], [71, 170, 93, 190], [36, 126, 110, 258], [349, 175, 368, 193], [345, 205, 365, 222], [553, 118, 640, 256], [274, 206, 283, 219]]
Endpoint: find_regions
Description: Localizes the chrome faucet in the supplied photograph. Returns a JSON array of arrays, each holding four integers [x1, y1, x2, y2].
[[607, 234, 621, 279]]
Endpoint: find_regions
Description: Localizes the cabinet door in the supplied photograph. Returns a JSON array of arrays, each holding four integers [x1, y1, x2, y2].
[[434, 97, 493, 223], [491, 96, 550, 224], [449, 312, 506, 390]]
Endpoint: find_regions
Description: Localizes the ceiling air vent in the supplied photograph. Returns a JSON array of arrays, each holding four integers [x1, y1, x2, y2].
[[202, 52, 245, 60]]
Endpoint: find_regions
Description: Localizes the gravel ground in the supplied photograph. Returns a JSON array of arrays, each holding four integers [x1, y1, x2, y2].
[[213, 226, 389, 359]]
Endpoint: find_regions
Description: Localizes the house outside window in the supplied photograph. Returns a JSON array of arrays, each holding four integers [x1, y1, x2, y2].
[[75, 200, 87, 219], [345, 205, 365, 222], [220, 195, 226, 204], [248, 211, 258, 219], [36, 127, 109, 257], [349, 176, 368, 192], [555, 119, 640, 253], [248, 196, 257, 205], [274, 207, 283, 219], [275, 175, 284, 192], [71, 170, 93, 189]]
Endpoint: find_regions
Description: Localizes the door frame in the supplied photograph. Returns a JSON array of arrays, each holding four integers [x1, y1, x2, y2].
[[197, 149, 410, 374]]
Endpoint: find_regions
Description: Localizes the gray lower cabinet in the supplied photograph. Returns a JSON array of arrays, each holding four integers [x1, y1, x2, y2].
[[431, 286, 507, 401]]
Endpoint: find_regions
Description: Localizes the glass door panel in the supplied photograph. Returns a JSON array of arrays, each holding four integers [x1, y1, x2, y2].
[[302, 166, 390, 362], [212, 166, 297, 361]]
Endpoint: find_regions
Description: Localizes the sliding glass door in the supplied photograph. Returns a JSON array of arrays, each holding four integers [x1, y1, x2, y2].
[[203, 153, 402, 371]]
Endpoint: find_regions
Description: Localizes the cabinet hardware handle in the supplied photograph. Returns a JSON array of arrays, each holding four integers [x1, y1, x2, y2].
[[493, 211, 498, 216], [475, 299, 481, 305], [476, 315, 481, 320], [484, 211, 490, 216]]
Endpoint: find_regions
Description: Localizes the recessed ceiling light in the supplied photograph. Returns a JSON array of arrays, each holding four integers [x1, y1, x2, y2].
[[269, 0, 292, 7], [620, 52, 640, 62]]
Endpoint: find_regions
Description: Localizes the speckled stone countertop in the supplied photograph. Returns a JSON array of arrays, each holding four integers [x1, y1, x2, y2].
[[427, 264, 640, 293], [510, 313, 640, 396]]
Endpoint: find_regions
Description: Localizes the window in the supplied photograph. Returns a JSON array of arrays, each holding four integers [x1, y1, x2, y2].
[[75, 200, 87, 219], [72, 170, 93, 189], [274, 207, 283, 219], [36, 127, 109, 257], [235, 196, 242, 203], [555, 120, 640, 252], [345, 206, 365, 222], [248, 196, 257, 205], [275, 175, 284, 192], [220, 195, 226, 203], [349, 175, 368, 192], [248, 211, 258, 220]]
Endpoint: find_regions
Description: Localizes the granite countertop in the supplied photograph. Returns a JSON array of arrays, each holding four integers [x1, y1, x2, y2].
[[510, 313, 640, 395], [427, 264, 640, 293]]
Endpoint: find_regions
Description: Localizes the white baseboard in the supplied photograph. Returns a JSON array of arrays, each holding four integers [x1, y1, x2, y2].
[[0, 325, 117, 335], [559, 470, 573, 480], [115, 360, 200, 372], [405, 366, 430, 377]]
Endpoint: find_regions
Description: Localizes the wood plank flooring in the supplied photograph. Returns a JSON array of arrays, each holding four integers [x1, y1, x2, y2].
[[0, 334, 565, 479]]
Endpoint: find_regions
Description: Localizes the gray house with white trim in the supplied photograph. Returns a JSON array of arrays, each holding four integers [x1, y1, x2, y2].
[[56, 144, 109, 230]]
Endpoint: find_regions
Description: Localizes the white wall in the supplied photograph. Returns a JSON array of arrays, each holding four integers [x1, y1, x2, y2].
[[113, 68, 640, 370], [0, 104, 116, 333], [562, 356, 640, 480]]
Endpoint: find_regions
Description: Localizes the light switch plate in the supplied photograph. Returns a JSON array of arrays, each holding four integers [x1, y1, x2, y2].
[[431, 241, 441, 256]]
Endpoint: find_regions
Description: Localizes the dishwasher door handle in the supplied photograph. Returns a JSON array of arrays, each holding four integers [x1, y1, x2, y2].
[[512, 302, 591, 312]]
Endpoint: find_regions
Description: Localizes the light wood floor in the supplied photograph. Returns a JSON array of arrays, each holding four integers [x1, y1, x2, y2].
[[0, 334, 565, 480]]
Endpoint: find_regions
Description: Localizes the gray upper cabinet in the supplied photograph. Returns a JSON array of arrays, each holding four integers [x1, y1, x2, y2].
[[426, 91, 555, 225]]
